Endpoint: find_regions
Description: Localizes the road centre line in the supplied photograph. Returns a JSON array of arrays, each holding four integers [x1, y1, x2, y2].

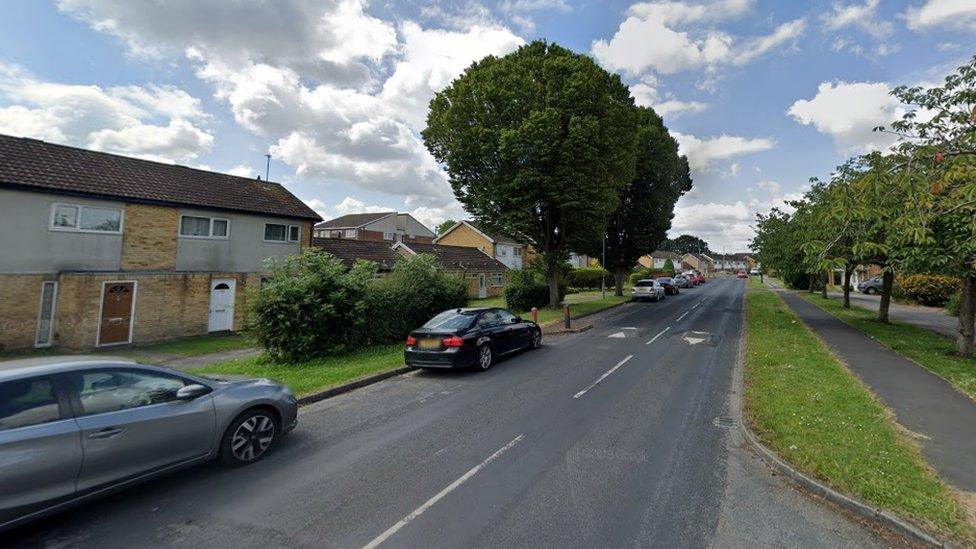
[[675, 311, 688, 322], [573, 355, 634, 399], [646, 326, 670, 345], [362, 434, 525, 549]]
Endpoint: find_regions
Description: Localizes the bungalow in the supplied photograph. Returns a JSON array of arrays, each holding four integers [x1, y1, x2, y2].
[[0, 134, 321, 351], [639, 250, 682, 270], [313, 211, 435, 244], [312, 238, 509, 299]]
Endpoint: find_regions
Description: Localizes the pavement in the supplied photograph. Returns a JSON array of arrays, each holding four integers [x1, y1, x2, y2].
[[775, 288, 976, 493], [826, 290, 961, 340], [5, 278, 894, 549]]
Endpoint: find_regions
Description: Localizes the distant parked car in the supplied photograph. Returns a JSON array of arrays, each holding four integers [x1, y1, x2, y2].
[[632, 279, 666, 302], [656, 277, 680, 295], [0, 357, 297, 531], [673, 274, 693, 288], [857, 276, 884, 295], [736, 270, 748, 279], [404, 307, 541, 371], [682, 271, 702, 285], [749, 268, 760, 275]]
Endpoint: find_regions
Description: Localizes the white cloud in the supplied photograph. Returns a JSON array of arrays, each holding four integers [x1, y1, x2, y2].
[[787, 81, 903, 153], [673, 132, 775, 171], [303, 198, 332, 220], [669, 189, 802, 250], [822, 0, 893, 38], [756, 180, 781, 194], [500, 0, 571, 33], [226, 164, 255, 177], [630, 78, 708, 118], [0, 62, 212, 162], [591, 0, 805, 76], [334, 196, 392, 216], [904, 0, 976, 33]]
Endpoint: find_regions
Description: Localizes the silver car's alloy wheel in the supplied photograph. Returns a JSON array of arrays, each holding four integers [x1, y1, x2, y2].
[[231, 414, 276, 462], [478, 345, 493, 370]]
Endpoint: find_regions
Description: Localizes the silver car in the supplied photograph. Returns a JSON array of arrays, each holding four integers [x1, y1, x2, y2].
[[0, 357, 297, 531], [631, 279, 666, 302]]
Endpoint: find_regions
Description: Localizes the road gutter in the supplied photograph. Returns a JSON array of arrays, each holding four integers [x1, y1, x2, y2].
[[731, 288, 950, 548], [296, 366, 414, 407]]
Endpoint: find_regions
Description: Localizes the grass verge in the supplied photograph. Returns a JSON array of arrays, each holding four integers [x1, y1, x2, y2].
[[128, 333, 255, 358], [795, 292, 976, 401], [468, 291, 630, 324], [197, 344, 404, 397], [744, 278, 973, 541]]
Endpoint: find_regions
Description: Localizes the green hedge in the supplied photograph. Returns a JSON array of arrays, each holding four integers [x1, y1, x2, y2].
[[566, 267, 610, 290], [249, 249, 467, 360], [896, 274, 959, 307], [505, 269, 566, 311]]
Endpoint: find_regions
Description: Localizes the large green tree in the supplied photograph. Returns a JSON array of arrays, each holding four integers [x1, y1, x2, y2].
[[423, 41, 638, 307], [661, 235, 711, 255], [436, 219, 457, 235], [581, 106, 691, 295]]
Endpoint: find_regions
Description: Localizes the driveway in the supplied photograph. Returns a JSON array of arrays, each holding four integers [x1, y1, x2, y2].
[[5, 279, 890, 548], [828, 290, 961, 339]]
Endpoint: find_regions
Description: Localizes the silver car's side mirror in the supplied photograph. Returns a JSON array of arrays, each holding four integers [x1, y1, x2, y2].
[[176, 384, 211, 400]]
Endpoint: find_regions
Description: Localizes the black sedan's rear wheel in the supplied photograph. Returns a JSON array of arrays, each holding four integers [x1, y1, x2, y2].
[[477, 344, 493, 371], [219, 408, 278, 467]]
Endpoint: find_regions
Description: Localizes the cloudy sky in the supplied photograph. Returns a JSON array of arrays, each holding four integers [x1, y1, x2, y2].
[[1, 0, 973, 251]]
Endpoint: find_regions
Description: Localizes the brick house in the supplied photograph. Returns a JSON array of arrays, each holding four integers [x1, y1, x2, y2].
[[638, 250, 682, 270], [0, 135, 321, 351], [434, 220, 532, 270], [313, 211, 435, 244], [312, 238, 508, 299], [711, 253, 755, 272], [681, 253, 714, 276]]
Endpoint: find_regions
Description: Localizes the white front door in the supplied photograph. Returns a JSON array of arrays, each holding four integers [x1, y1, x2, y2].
[[208, 279, 236, 332], [478, 274, 487, 298]]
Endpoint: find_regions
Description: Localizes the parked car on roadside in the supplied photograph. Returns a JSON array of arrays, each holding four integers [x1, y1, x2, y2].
[[749, 268, 760, 275], [632, 279, 666, 302], [736, 270, 748, 279], [673, 274, 693, 288], [404, 307, 541, 371], [682, 271, 701, 286], [857, 276, 884, 295], [0, 357, 297, 532], [656, 277, 680, 295]]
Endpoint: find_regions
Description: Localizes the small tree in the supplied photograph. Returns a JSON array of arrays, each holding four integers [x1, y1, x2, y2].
[[663, 259, 676, 276], [436, 219, 457, 235]]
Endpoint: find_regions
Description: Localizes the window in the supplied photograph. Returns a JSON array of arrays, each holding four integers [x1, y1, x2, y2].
[[496, 310, 517, 324], [264, 223, 300, 242], [0, 378, 61, 431], [344, 229, 357, 238], [50, 203, 122, 233], [35, 281, 57, 347], [67, 369, 188, 416], [330, 230, 342, 238], [499, 247, 508, 256], [514, 247, 522, 256], [179, 215, 229, 238], [424, 311, 477, 330], [491, 273, 503, 287], [383, 232, 394, 241], [477, 310, 502, 328]]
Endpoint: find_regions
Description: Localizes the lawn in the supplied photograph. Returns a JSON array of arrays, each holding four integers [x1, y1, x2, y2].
[[126, 333, 256, 358], [468, 290, 630, 324], [795, 292, 976, 401], [197, 344, 404, 397], [744, 278, 973, 541]]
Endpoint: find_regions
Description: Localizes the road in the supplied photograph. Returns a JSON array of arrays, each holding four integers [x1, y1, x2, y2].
[[6, 278, 893, 548]]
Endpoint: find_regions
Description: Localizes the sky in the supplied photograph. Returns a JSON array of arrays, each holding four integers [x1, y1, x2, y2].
[[0, 0, 973, 252]]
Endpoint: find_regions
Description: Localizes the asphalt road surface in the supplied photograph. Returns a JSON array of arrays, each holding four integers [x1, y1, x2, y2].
[[6, 278, 895, 548]]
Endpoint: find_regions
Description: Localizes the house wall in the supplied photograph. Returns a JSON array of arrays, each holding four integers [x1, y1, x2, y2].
[[495, 243, 523, 269], [175, 208, 307, 272], [395, 214, 436, 240], [436, 224, 492, 253], [0, 189, 124, 274], [461, 271, 507, 298]]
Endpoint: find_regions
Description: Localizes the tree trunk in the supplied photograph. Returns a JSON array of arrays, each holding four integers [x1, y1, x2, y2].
[[545, 254, 562, 308], [843, 264, 853, 309], [955, 275, 976, 357], [613, 268, 625, 297], [808, 275, 815, 293], [821, 270, 828, 299], [878, 270, 894, 323]]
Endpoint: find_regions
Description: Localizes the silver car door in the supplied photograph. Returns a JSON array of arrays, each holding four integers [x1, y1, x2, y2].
[[0, 376, 81, 524], [64, 368, 216, 492]]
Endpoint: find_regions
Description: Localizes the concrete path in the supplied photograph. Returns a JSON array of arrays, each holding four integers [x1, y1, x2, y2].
[[774, 288, 976, 493], [6, 278, 889, 548]]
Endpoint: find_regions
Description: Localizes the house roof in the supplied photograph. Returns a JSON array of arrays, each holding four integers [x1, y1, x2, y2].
[[312, 238, 401, 271], [0, 134, 321, 221], [683, 252, 713, 264], [396, 242, 509, 272], [711, 252, 754, 261], [436, 220, 522, 246], [316, 211, 395, 229], [649, 250, 681, 260]]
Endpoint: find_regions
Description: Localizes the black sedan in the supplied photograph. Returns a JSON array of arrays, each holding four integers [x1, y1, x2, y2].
[[404, 307, 542, 371], [656, 277, 680, 295]]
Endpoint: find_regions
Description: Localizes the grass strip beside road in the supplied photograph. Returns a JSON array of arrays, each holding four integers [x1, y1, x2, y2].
[[198, 344, 404, 397], [744, 278, 973, 541], [795, 292, 976, 401], [469, 291, 631, 324], [130, 333, 256, 358]]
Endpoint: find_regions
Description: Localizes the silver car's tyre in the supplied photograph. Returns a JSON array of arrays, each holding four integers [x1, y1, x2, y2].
[[476, 344, 493, 371], [219, 409, 278, 467], [865, 287, 877, 295], [531, 329, 542, 350]]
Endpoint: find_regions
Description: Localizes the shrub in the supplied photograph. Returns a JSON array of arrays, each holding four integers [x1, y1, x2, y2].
[[365, 254, 468, 343], [566, 267, 610, 290], [781, 268, 811, 290], [505, 268, 566, 311], [663, 259, 676, 276], [248, 249, 374, 361], [946, 291, 961, 317], [629, 267, 654, 285], [896, 274, 959, 307]]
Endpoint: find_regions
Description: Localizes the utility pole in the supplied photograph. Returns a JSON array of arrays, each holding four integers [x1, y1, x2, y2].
[[265, 153, 272, 182], [601, 232, 606, 299]]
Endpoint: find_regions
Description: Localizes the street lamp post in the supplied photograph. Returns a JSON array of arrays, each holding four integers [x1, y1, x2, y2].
[[601, 233, 606, 299]]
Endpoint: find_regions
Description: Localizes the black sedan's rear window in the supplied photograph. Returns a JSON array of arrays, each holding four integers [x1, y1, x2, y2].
[[423, 312, 476, 330]]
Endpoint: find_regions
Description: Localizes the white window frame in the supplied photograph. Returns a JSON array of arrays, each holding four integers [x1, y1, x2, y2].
[[34, 281, 58, 348], [95, 280, 138, 348], [264, 223, 302, 243], [178, 215, 230, 240], [344, 229, 357, 238], [49, 203, 124, 235], [491, 273, 503, 287]]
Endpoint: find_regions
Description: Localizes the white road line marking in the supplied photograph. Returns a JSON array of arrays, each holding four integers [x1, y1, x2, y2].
[[646, 326, 670, 345], [692, 300, 704, 309], [362, 434, 525, 549], [676, 311, 688, 322], [573, 355, 633, 399]]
